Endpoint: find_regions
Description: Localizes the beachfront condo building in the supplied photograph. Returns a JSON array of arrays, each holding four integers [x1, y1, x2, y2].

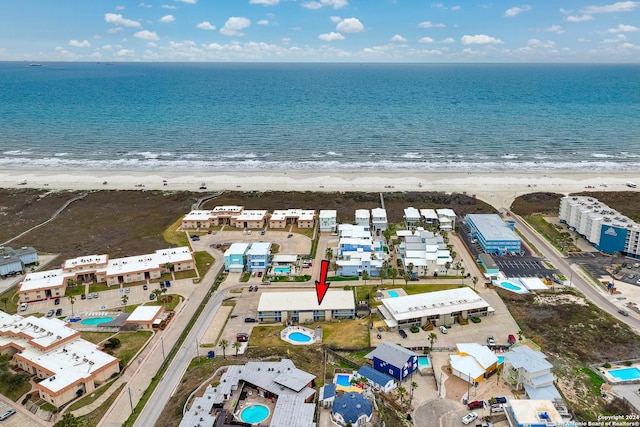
[[465, 214, 522, 254], [319, 209, 337, 233], [257, 290, 355, 323], [269, 209, 316, 229], [0, 311, 120, 408], [559, 196, 640, 257], [18, 247, 194, 303], [396, 229, 452, 277], [436, 208, 457, 231]]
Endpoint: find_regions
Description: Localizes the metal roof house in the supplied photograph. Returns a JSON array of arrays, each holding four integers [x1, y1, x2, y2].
[[365, 342, 418, 381], [356, 365, 396, 393], [332, 392, 373, 427], [0, 246, 37, 277]]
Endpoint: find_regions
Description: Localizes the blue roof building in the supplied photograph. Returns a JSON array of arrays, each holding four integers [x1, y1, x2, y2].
[[365, 342, 418, 381], [356, 365, 396, 393], [466, 214, 521, 254], [332, 392, 373, 427], [0, 246, 37, 277]]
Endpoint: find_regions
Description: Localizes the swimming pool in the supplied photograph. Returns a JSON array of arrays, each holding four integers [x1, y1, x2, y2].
[[495, 280, 529, 294], [335, 374, 352, 387], [239, 404, 269, 424], [80, 317, 114, 325], [289, 332, 311, 343], [497, 356, 504, 365], [388, 290, 399, 298], [608, 367, 640, 381], [418, 355, 430, 368], [273, 267, 290, 274]]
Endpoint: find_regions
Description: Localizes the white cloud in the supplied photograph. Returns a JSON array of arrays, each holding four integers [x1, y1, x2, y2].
[[115, 5, 125, 11], [418, 21, 445, 28], [391, 35, 407, 42], [604, 34, 628, 42], [419, 36, 435, 44], [69, 39, 90, 48], [566, 14, 593, 22], [461, 48, 483, 56], [582, 1, 640, 13], [336, 17, 364, 33], [134, 30, 160, 41], [461, 34, 504, 45], [175, 0, 197, 3], [250, 0, 279, 4], [116, 48, 135, 56], [544, 25, 565, 34], [104, 13, 141, 28], [139, 3, 152, 8], [257, 20, 269, 25], [608, 24, 639, 32], [504, 5, 532, 17], [220, 17, 251, 36], [302, 0, 348, 9], [442, 37, 455, 43], [451, 5, 461, 11], [160, 15, 175, 23], [527, 39, 555, 48], [197, 21, 216, 31], [162, 5, 177, 9], [330, 16, 342, 23], [319, 32, 344, 41], [432, 3, 445, 8]]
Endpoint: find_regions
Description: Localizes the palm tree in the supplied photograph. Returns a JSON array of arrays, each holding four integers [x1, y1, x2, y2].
[[472, 276, 479, 290], [409, 380, 418, 407], [389, 268, 398, 285], [396, 385, 407, 409], [219, 339, 228, 359], [232, 341, 242, 357], [325, 247, 333, 261], [66, 278, 78, 289], [69, 295, 75, 316], [152, 288, 163, 304], [444, 262, 451, 275], [161, 287, 168, 308], [407, 262, 414, 276], [403, 271, 411, 289], [428, 332, 438, 351], [163, 262, 173, 274], [361, 270, 369, 286], [121, 294, 128, 309], [378, 268, 387, 287]]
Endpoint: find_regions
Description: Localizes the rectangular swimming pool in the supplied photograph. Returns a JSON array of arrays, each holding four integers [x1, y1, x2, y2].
[[335, 374, 352, 387], [388, 290, 399, 298], [609, 367, 640, 381]]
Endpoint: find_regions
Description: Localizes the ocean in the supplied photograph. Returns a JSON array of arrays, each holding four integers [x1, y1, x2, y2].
[[1, 62, 639, 172]]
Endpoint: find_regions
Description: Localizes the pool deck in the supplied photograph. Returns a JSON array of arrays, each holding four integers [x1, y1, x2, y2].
[[379, 288, 408, 299], [280, 326, 321, 345], [596, 362, 640, 385]]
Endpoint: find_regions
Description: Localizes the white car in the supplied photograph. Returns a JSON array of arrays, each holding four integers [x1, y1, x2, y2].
[[19, 302, 28, 312], [439, 325, 448, 334], [462, 412, 478, 425]]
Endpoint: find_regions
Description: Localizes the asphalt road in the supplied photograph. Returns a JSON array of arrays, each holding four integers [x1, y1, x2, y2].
[[504, 209, 640, 333]]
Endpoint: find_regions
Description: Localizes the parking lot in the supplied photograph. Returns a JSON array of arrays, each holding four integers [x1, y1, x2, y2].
[[492, 255, 558, 279], [0, 400, 42, 427], [570, 252, 640, 286]]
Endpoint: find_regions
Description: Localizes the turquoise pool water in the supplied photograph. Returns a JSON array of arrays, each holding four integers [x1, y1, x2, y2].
[[80, 317, 114, 325], [240, 404, 269, 424], [609, 367, 640, 381], [498, 356, 504, 365], [288, 332, 312, 343], [274, 267, 290, 274], [388, 290, 399, 298], [418, 355, 430, 367], [500, 281, 523, 291], [336, 374, 352, 387]]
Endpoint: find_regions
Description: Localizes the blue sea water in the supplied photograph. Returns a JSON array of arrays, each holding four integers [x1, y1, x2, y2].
[[1, 62, 639, 172]]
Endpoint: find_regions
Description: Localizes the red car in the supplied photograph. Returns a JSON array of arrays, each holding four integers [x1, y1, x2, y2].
[[467, 400, 484, 410], [508, 334, 517, 345]]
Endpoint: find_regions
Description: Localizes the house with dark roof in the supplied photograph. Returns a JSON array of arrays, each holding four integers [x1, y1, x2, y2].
[[332, 392, 373, 427], [319, 383, 336, 408], [365, 342, 418, 381], [356, 365, 396, 393]]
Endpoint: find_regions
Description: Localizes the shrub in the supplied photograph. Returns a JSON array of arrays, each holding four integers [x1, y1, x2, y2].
[[603, 363, 611, 369], [410, 326, 420, 333], [624, 361, 633, 366]]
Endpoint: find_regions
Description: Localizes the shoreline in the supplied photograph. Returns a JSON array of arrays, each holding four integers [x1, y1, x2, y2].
[[1, 168, 638, 209]]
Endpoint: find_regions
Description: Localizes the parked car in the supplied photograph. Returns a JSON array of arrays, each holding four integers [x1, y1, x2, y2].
[[0, 409, 16, 421], [462, 412, 478, 425], [260, 230, 266, 235], [487, 335, 496, 346], [87, 293, 93, 299], [287, 233, 293, 238], [439, 325, 448, 334], [19, 302, 28, 311], [55, 308, 63, 316], [81, 294, 86, 300], [244, 317, 257, 323], [376, 333, 382, 339], [46, 309, 54, 317], [236, 333, 249, 342], [92, 292, 99, 299], [398, 329, 407, 339], [508, 334, 517, 345], [492, 396, 507, 404], [124, 287, 130, 293], [54, 298, 61, 305], [618, 309, 629, 316], [491, 404, 505, 414], [165, 280, 171, 287], [143, 284, 148, 290], [467, 400, 484, 410]]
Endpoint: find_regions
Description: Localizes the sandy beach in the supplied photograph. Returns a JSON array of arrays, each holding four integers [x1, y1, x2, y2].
[[1, 168, 638, 209]]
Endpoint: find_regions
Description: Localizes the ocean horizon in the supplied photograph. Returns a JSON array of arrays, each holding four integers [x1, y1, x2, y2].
[[1, 62, 639, 172]]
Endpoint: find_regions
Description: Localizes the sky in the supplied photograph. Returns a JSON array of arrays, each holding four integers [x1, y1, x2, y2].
[[0, 0, 639, 62]]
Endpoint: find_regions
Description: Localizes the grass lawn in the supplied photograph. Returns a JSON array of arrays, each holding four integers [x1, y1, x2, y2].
[[193, 251, 215, 279], [67, 380, 115, 412], [173, 270, 197, 280], [291, 226, 315, 239], [0, 286, 20, 314], [146, 294, 182, 311], [163, 217, 190, 248], [80, 332, 115, 344], [0, 379, 31, 402], [250, 319, 369, 350], [108, 331, 153, 366], [354, 283, 462, 302]]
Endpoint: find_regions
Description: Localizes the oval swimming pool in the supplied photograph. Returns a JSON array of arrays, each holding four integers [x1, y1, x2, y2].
[[239, 404, 269, 424], [80, 317, 114, 325], [288, 332, 312, 343]]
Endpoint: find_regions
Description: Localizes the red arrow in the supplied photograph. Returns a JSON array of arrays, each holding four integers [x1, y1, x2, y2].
[[315, 259, 331, 305]]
